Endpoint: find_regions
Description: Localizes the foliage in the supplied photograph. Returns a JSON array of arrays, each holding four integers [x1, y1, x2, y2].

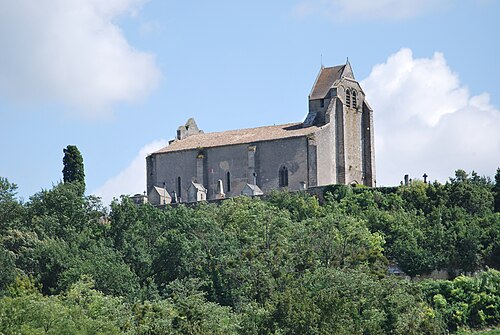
[[495, 168, 500, 213], [0, 276, 123, 334], [1, 168, 500, 333], [0, 177, 24, 235], [461, 328, 500, 335], [267, 190, 323, 221], [0, 246, 16, 292], [62, 145, 85, 195], [270, 267, 443, 334], [421, 269, 500, 332]]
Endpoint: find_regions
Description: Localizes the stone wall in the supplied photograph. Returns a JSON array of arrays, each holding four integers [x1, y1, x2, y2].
[[147, 150, 198, 202], [148, 136, 312, 202], [147, 63, 377, 200]]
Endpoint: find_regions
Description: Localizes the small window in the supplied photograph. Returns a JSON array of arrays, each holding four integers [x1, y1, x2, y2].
[[177, 176, 182, 198], [352, 90, 357, 108], [226, 171, 231, 192], [346, 89, 351, 107], [279, 166, 288, 187], [320, 99, 324, 108]]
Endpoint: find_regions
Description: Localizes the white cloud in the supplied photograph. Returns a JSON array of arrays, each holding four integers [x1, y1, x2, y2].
[[0, 0, 161, 118], [93, 139, 167, 206], [292, 0, 449, 21], [361, 48, 500, 186]]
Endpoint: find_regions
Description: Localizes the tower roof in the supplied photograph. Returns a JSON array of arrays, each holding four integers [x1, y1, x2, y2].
[[309, 62, 355, 100]]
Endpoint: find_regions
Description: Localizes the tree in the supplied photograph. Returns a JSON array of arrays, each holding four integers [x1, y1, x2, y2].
[[494, 168, 500, 212], [0, 276, 125, 334], [270, 268, 442, 335], [0, 247, 16, 291], [62, 145, 85, 194], [420, 269, 500, 331], [447, 169, 494, 216], [0, 177, 23, 234]]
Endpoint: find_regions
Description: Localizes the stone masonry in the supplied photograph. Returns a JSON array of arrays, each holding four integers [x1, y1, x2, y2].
[[146, 61, 376, 204]]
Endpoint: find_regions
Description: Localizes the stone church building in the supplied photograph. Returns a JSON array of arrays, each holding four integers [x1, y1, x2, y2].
[[146, 62, 375, 204]]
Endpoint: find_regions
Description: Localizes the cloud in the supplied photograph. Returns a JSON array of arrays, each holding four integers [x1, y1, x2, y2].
[[292, 0, 449, 21], [93, 139, 167, 206], [0, 0, 161, 118], [361, 48, 500, 185]]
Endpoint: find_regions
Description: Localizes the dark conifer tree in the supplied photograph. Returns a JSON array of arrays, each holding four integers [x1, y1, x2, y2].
[[62, 145, 85, 195], [495, 167, 500, 212]]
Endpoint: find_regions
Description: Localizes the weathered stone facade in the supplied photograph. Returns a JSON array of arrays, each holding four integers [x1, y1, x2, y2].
[[146, 62, 376, 204]]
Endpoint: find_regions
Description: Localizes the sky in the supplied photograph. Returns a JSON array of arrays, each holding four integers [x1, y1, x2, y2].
[[1, 0, 499, 205]]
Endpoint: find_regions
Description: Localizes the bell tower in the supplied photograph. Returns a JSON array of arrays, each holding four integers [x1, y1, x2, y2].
[[304, 61, 376, 187]]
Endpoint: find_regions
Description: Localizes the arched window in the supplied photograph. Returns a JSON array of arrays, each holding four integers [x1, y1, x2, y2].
[[226, 171, 231, 192], [279, 166, 288, 187], [352, 90, 357, 108], [177, 176, 182, 198], [346, 89, 351, 107]]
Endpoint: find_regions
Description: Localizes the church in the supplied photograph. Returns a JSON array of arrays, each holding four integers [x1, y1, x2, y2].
[[146, 61, 376, 204]]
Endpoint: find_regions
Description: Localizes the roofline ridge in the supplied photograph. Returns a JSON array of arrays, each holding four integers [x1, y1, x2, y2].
[[190, 121, 302, 136], [309, 66, 324, 98], [150, 121, 306, 154], [151, 122, 318, 155]]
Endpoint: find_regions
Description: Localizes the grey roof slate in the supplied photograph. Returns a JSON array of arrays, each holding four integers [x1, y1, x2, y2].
[[242, 183, 264, 196], [189, 182, 206, 192], [153, 122, 320, 154], [152, 186, 171, 199], [309, 65, 345, 100]]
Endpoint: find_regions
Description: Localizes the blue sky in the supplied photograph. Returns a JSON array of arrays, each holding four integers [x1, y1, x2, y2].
[[1, 0, 499, 205]]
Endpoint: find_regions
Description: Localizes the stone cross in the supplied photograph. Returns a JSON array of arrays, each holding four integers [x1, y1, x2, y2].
[[423, 173, 428, 184]]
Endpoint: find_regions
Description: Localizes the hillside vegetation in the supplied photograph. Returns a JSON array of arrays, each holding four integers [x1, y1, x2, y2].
[[1, 169, 499, 334]]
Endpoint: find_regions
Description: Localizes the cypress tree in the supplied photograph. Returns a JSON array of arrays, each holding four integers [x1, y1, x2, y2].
[[495, 167, 500, 212], [62, 145, 85, 195]]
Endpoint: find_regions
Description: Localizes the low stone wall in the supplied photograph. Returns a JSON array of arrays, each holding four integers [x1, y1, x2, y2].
[[148, 184, 399, 208]]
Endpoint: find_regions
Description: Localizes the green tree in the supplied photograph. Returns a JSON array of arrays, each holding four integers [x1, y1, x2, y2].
[[0, 247, 16, 291], [0, 177, 24, 234], [291, 213, 387, 274], [0, 276, 124, 334], [62, 145, 85, 194], [26, 182, 91, 240], [421, 269, 500, 332], [271, 268, 442, 335], [58, 242, 140, 297], [480, 213, 500, 269], [447, 169, 494, 216], [494, 168, 500, 213], [165, 278, 241, 335], [267, 190, 323, 221]]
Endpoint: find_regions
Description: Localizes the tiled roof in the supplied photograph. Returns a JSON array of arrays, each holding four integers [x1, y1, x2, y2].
[[309, 65, 345, 100], [190, 182, 206, 191], [153, 122, 319, 154], [152, 186, 171, 199], [246, 184, 263, 193]]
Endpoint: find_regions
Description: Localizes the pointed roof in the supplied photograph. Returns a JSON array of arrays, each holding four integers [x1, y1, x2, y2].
[[242, 183, 263, 196], [309, 61, 355, 100], [150, 186, 172, 200], [189, 181, 206, 192]]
